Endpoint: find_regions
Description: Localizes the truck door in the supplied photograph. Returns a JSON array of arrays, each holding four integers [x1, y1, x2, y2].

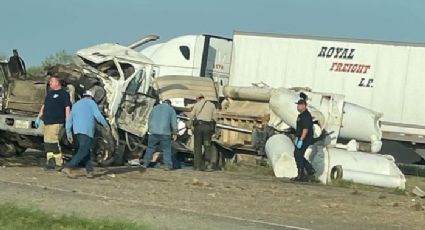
[[199, 35, 232, 96], [115, 69, 156, 138]]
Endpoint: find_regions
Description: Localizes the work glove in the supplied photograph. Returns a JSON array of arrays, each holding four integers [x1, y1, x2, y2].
[[296, 140, 303, 149], [35, 117, 43, 128]]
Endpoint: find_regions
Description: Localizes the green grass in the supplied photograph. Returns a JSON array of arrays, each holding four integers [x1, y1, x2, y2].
[[0, 203, 148, 230]]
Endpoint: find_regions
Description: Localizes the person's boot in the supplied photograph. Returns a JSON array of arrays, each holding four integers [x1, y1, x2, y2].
[[53, 152, 64, 171], [306, 168, 316, 182], [291, 169, 308, 182], [44, 152, 56, 170], [86, 171, 94, 179], [290, 169, 303, 182], [299, 169, 308, 182], [62, 168, 77, 179], [205, 163, 215, 172]]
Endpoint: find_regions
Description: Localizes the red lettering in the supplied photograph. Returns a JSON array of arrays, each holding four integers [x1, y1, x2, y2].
[[362, 65, 371, 74], [329, 63, 371, 74], [342, 63, 352, 72], [351, 64, 358, 73]]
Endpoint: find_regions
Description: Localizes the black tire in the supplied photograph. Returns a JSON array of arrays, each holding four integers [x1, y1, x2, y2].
[[59, 124, 115, 167], [60, 124, 117, 166], [0, 142, 18, 157], [92, 124, 116, 167], [330, 165, 344, 181]]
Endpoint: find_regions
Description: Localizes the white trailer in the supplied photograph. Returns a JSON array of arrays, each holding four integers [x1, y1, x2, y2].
[[140, 34, 232, 95], [229, 31, 425, 147]]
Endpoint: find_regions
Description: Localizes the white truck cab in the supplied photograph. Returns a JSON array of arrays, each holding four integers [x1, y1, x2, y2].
[[140, 34, 232, 95]]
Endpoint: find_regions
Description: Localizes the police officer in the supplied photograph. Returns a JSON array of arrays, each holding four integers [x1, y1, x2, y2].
[[292, 98, 316, 182], [190, 93, 217, 171], [35, 74, 71, 170]]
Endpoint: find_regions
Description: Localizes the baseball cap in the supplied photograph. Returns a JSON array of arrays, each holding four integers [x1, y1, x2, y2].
[[83, 90, 94, 97], [295, 99, 307, 105]]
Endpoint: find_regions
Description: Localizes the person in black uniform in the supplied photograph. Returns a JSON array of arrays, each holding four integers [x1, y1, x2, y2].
[[8, 49, 26, 78], [291, 98, 316, 182]]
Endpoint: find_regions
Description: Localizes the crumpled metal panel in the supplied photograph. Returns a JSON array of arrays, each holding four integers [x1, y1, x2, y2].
[[5, 80, 46, 114], [116, 94, 156, 137], [77, 43, 153, 65]]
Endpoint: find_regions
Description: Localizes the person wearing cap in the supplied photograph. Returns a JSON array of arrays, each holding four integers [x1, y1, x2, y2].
[[190, 93, 217, 171], [292, 98, 316, 182], [143, 99, 178, 170], [8, 49, 26, 78], [62, 90, 109, 178], [35, 74, 71, 170]]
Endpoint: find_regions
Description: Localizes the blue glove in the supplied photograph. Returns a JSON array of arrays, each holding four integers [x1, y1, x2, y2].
[[35, 117, 43, 128], [296, 140, 303, 149], [294, 137, 299, 145]]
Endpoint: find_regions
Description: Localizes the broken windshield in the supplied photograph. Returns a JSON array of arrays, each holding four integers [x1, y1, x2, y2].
[[80, 58, 136, 81], [125, 70, 145, 95]]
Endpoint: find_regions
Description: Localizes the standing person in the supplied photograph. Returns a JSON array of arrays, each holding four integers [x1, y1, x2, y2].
[[8, 49, 26, 78], [190, 94, 217, 171], [35, 74, 71, 170], [143, 100, 177, 170], [63, 91, 109, 178], [292, 98, 316, 182]]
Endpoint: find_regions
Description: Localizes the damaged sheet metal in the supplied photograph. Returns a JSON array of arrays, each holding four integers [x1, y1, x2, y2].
[[266, 134, 406, 189], [77, 43, 154, 65], [5, 80, 46, 114]]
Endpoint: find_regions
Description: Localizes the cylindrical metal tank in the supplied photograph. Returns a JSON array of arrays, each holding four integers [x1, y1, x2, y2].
[[265, 134, 297, 178], [269, 88, 325, 129], [339, 102, 382, 142], [223, 86, 272, 102], [269, 88, 382, 146], [265, 134, 406, 189], [329, 148, 405, 188]]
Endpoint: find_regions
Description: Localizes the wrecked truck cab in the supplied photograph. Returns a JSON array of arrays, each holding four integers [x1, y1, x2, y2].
[[74, 43, 160, 163], [75, 43, 157, 138]]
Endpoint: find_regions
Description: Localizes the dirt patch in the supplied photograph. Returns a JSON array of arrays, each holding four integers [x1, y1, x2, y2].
[[0, 151, 424, 229]]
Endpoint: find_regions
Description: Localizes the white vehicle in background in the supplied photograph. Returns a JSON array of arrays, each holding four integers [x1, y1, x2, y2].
[[227, 31, 425, 163], [138, 34, 232, 95]]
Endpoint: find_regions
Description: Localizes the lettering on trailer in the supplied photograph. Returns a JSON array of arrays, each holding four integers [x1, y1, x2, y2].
[[317, 46, 373, 88]]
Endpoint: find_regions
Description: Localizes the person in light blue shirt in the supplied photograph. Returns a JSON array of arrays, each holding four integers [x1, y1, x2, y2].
[[143, 99, 178, 170], [62, 90, 109, 178]]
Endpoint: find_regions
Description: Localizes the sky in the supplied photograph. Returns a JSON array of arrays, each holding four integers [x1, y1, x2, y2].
[[1, 0, 425, 66]]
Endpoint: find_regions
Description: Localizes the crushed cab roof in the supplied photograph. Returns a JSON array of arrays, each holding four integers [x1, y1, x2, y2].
[[77, 43, 153, 65]]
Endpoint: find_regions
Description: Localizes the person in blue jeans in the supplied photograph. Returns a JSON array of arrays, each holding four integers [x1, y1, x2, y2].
[[143, 99, 177, 170], [63, 90, 109, 178]]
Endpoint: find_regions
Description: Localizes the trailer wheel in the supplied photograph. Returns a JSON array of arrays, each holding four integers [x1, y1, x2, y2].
[[92, 124, 116, 167]]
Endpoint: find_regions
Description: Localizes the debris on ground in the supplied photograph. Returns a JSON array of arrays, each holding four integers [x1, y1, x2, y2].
[[410, 202, 424, 211], [107, 174, 116, 178], [412, 186, 425, 198]]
